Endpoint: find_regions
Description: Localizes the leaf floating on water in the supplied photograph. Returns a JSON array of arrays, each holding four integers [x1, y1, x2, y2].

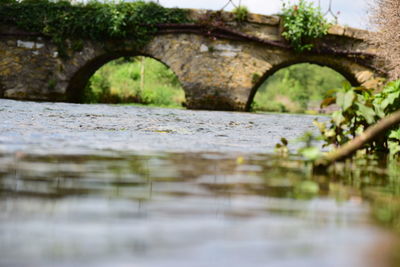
[[236, 156, 244, 165], [275, 138, 289, 157], [281, 138, 288, 146], [154, 130, 174, 133], [296, 181, 320, 195], [143, 128, 176, 134]]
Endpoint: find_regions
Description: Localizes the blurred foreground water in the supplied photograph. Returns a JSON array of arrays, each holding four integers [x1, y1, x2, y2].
[[0, 99, 399, 267]]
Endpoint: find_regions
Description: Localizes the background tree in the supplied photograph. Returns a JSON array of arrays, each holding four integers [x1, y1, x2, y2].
[[369, 0, 400, 80]]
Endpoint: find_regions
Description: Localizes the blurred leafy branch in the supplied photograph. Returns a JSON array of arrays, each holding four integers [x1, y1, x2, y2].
[[315, 80, 400, 156]]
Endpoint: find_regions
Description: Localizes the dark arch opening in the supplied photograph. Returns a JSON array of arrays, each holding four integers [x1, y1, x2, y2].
[[66, 53, 186, 107], [247, 61, 359, 113]]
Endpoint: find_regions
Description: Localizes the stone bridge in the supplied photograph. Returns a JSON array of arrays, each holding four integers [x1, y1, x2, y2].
[[0, 9, 385, 111]]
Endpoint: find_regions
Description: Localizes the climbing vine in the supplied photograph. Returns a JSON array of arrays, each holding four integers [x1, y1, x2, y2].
[[0, 0, 189, 55], [281, 0, 330, 52]]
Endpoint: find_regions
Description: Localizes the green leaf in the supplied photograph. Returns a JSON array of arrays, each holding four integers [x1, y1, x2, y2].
[[389, 129, 400, 140], [313, 119, 326, 132], [336, 91, 355, 111], [388, 140, 400, 155], [332, 111, 345, 126], [341, 81, 352, 91], [374, 105, 386, 119], [356, 103, 376, 124]]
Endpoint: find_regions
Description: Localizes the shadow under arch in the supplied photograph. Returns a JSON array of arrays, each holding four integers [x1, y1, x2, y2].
[[245, 60, 360, 111], [66, 52, 185, 104], [0, 80, 4, 98]]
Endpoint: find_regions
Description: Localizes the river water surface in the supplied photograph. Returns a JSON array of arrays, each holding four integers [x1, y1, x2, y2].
[[0, 99, 398, 267]]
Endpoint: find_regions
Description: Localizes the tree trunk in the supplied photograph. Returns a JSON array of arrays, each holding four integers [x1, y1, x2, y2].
[[140, 57, 145, 93]]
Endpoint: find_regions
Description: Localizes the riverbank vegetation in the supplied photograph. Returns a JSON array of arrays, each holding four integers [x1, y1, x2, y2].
[[83, 57, 185, 108], [308, 0, 400, 162], [268, 1, 400, 161], [252, 64, 346, 113], [270, 0, 400, 236]]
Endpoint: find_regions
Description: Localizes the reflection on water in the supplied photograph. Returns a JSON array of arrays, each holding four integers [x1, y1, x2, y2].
[[0, 151, 399, 267]]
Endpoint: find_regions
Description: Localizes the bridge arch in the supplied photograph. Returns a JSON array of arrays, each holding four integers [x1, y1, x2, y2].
[[246, 56, 370, 111], [66, 50, 186, 104]]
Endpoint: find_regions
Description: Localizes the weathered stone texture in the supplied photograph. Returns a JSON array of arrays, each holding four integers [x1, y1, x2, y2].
[[0, 10, 385, 111]]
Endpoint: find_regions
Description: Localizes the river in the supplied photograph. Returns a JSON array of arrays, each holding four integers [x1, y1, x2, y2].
[[0, 99, 398, 267]]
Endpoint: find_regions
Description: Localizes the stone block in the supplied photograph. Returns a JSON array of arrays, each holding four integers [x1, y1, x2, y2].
[[214, 44, 242, 52], [328, 25, 345, 36], [199, 44, 209, 52], [247, 14, 280, 26], [36, 43, 45, 49], [17, 40, 35, 49], [356, 70, 374, 83], [343, 27, 368, 40]]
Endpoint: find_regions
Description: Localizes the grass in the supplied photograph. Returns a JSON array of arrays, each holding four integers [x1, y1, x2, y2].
[[252, 63, 347, 114], [83, 57, 185, 108]]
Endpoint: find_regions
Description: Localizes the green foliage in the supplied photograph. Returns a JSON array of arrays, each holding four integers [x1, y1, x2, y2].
[[281, 0, 329, 52], [251, 73, 261, 84], [253, 63, 346, 113], [0, 0, 16, 4], [232, 6, 249, 22], [83, 57, 185, 108], [315, 80, 400, 156], [0, 0, 189, 54], [47, 78, 57, 90]]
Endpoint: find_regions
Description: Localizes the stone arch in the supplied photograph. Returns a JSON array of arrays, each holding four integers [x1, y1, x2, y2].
[[245, 57, 370, 111], [65, 51, 186, 103]]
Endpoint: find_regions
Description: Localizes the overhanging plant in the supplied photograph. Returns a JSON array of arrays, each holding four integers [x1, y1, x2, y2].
[[281, 0, 330, 52]]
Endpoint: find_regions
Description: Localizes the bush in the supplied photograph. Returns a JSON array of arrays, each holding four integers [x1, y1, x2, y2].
[[281, 0, 329, 52], [232, 6, 249, 22]]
